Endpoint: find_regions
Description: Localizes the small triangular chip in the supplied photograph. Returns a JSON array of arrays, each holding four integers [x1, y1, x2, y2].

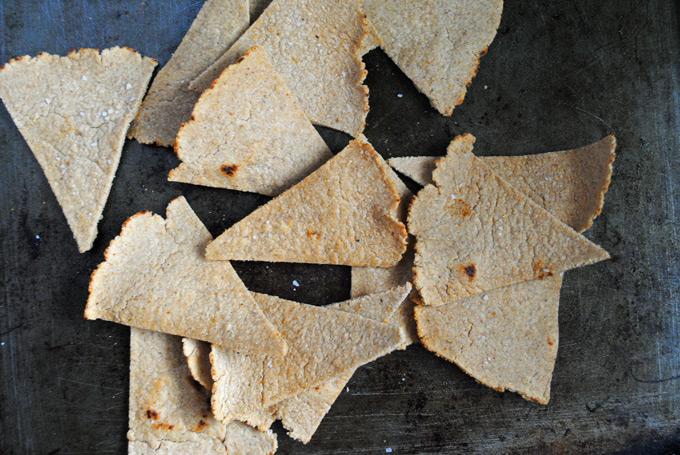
[[210, 292, 403, 423], [206, 137, 407, 266], [128, 0, 249, 147], [409, 134, 610, 305], [389, 135, 616, 232], [363, 0, 502, 115], [128, 328, 277, 455], [170, 46, 332, 196], [85, 197, 285, 357], [415, 276, 563, 405], [190, 0, 369, 135], [0, 48, 156, 252]]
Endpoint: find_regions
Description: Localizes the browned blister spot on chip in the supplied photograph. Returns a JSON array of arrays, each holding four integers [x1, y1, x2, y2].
[[460, 263, 477, 281], [145, 409, 159, 420], [220, 164, 238, 177]]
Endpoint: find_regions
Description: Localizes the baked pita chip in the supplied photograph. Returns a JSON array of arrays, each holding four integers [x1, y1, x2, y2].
[[128, 328, 276, 455], [85, 197, 285, 357], [389, 135, 617, 232], [363, 0, 502, 115], [183, 338, 214, 390], [0, 48, 156, 252], [210, 291, 403, 423], [170, 46, 332, 196], [409, 134, 610, 306], [415, 276, 563, 405], [205, 137, 408, 266], [128, 0, 248, 147], [190, 0, 369, 135]]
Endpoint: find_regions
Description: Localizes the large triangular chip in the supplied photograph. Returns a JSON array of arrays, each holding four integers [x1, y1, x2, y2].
[[206, 137, 408, 266], [409, 134, 610, 306], [390, 135, 616, 232], [170, 46, 332, 196], [190, 0, 369, 135], [85, 197, 285, 357], [128, 328, 277, 455], [128, 0, 249, 147], [0, 48, 156, 252], [210, 292, 403, 423], [363, 0, 503, 115], [415, 276, 563, 405]]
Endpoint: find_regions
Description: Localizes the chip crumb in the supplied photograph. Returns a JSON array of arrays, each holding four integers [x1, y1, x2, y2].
[[82, 75, 87, 81], [292, 280, 300, 287], [45, 98, 51, 104], [483, 295, 489, 301], [386, 448, 393, 453], [126, 83, 132, 90]]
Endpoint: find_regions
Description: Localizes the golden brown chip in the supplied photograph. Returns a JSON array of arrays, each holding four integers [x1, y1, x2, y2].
[[409, 134, 610, 306], [0, 48, 156, 252], [363, 0, 503, 115], [85, 197, 285, 357], [128, 328, 277, 455], [389, 135, 617, 232], [128, 0, 249, 147], [190, 0, 369, 135], [170, 46, 332, 196], [205, 137, 408, 266]]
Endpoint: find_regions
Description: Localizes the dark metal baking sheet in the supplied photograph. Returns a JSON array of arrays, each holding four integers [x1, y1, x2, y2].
[[1, 1, 678, 454]]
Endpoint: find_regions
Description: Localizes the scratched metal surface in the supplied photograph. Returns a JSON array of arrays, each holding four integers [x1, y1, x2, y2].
[[0, 0, 678, 454]]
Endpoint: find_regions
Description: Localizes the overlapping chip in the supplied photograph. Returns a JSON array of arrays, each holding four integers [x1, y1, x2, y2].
[[205, 137, 408, 266], [0, 48, 156, 252], [409, 134, 610, 306], [170, 46, 332, 196], [190, 0, 369, 135], [128, 0, 249, 147], [128, 328, 277, 455], [85, 196, 285, 357]]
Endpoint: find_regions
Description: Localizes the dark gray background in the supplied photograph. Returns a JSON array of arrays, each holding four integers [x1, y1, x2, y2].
[[1, 1, 678, 454]]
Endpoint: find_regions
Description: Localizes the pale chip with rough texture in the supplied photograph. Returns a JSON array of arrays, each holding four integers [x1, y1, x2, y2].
[[205, 137, 407, 266], [409, 134, 610, 306], [210, 291, 404, 424], [190, 0, 369, 135], [183, 338, 214, 390], [415, 276, 563, 405], [363, 0, 503, 115], [128, 328, 277, 455], [389, 135, 617, 232], [170, 46, 332, 196], [0, 48, 156, 252], [128, 0, 248, 147], [85, 197, 285, 357]]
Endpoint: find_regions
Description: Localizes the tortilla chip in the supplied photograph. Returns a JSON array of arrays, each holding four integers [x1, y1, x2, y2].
[[362, 0, 503, 115], [0, 48, 156, 252], [415, 276, 562, 405], [210, 291, 404, 423], [128, 0, 248, 147], [182, 338, 214, 390], [128, 328, 277, 455], [85, 196, 285, 357], [170, 46, 332, 196], [249, 0, 272, 21], [359, 19, 383, 55], [189, 0, 369, 135], [389, 135, 617, 232], [409, 134, 610, 306], [205, 137, 408, 266]]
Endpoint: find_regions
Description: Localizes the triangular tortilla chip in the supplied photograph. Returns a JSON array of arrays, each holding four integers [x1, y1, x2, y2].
[[363, 0, 502, 115], [409, 134, 610, 306], [415, 276, 563, 405], [170, 46, 332, 196], [210, 292, 403, 423], [389, 135, 616, 232], [128, 0, 249, 147], [205, 137, 408, 266], [0, 48, 156, 252], [85, 196, 285, 357], [128, 328, 277, 455], [183, 338, 214, 390], [190, 0, 369, 135]]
